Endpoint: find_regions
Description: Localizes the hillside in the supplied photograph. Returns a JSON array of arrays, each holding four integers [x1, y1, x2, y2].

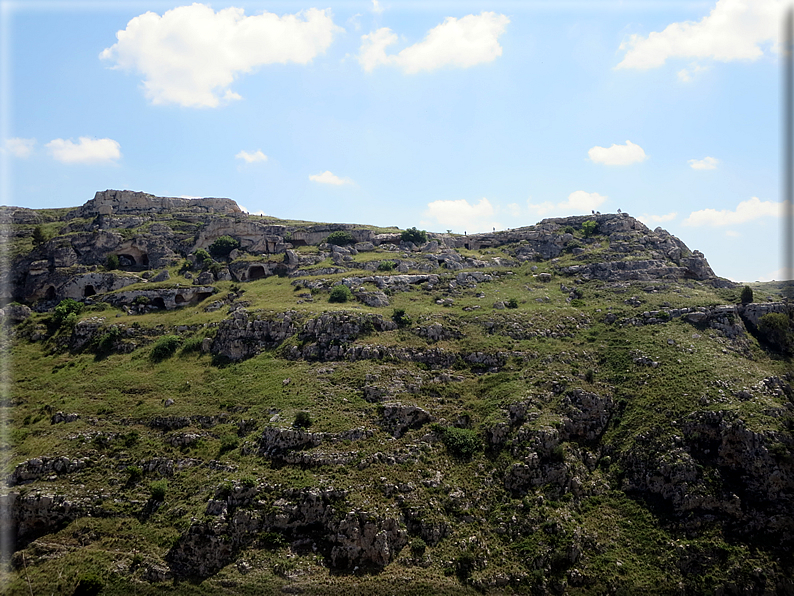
[[1, 190, 793, 595]]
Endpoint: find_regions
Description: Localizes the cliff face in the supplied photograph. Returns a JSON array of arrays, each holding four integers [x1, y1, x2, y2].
[[2, 192, 793, 595]]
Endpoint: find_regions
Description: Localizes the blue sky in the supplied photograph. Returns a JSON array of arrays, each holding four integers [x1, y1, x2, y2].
[[0, 0, 785, 282]]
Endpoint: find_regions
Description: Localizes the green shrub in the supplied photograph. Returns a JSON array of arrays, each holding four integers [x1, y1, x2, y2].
[[410, 537, 427, 557], [581, 220, 598, 238], [401, 227, 427, 245], [52, 299, 83, 327], [218, 434, 239, 454], [95, 327, 122, 357], [194, 248, 212, 265], [570, 299, 585, 308], [563, 226, 576, 235], [241, 476, 256, 488], [506, 298, 519, 309], [32, 225, 51, 246], [377, 260, 396, 272], [149, 480, 167, 501], [150, 335, 183, 362], [438, 425, 481, 459], [133, 295, 150, 306], [740, 285, 754, 304], [259, 531, 286, 548], [294, 411, 312, 428], [329, 285, 352, 303], [392, 308, 412, 328], [180, 337, 203, 355], [326, 230, 355, 246], [209, 235, 240, 259], [126, 465, 143, 483], [106, 254, 119, 270], [550, 445, 565, 463], [758, 312, 793, 352], [73, 572, 104, 596]]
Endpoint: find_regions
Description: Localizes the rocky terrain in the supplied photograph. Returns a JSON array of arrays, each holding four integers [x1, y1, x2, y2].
[[1, 190, 792, 595]]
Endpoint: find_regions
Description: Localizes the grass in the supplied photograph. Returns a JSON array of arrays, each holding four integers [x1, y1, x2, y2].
[[4, 209, 794, 594]]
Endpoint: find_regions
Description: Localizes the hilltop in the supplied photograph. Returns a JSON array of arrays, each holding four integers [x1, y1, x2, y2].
[[1, 191, 792, 595]]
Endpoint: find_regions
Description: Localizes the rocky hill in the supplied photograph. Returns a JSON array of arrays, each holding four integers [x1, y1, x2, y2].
[[1, 191, 792, 595]]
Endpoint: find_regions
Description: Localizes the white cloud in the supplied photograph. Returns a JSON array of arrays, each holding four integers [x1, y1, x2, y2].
[[358, 12, 509, 73], [46, 137, 121, 164], [371, 0, 384, 15], [424, 197, 501, 232], [725, 230, 741, 237], [689, 156, 718, 170], [677, 62, 708, 82], [239, 205, 268, 215], [637, 212, 677, 226], [236, 149, 268, 163], [3, 137, 36, 158], [100, 5, 341, 108], [617, 0, 781, 70], [588, 140, 647, 166], [683, 196, 782, 226], [527, 191, 608, 218], [309, 170, 352, 185]]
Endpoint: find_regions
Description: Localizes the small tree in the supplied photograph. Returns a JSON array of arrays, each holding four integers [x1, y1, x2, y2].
[[759, 312, 793, 353], [740, 285, 754, 304], [52, 299, 83, 328], [106, 254, 120, 270], [32, 225, 50, 246], [326, 230, 355, 246], [209, 235, 240, 259], [401, 227, 427, 245], [581, 220, 598, 238], [193, 249, 213, 267], [329, 285, 352, 303], [294, 411, 312, 428], [392, 308, 412, 328]]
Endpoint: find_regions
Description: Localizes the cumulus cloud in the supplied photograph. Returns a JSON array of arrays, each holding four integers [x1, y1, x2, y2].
[[588, 140, 647, 166], [617, 0, 781, 70], [309, 171, 352, 185], [3, 137, 36, 158], [371, 0, 384, 14], [677, 62, 708, 82], [683, 197, 781, 226], [100, 5, 341, 108], [424, 197, 501, 232], [689, 156, 718, 170], [637, 212, 677, 226], [46, 137, 121, 164], [358, 12, 509, 73], [236, 149, 268, 163], [527, 191, 608, 218]]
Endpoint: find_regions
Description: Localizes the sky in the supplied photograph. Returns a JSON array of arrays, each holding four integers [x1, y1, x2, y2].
[[0, 0, 786, 282]]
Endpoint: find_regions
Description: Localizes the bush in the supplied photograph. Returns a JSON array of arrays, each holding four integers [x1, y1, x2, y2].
[[506, 298, 519, 309], [126, 465, 143, 483], [329, 285, 352, 303], [73, 572, 104, 596], [294, 411, 312, 428], [149, 480, 167, 501], [581, 220, 598, 238], [52, 299, 83, 327], [377, 260, 396, 272], [96, 327, 122, 357], [32, 225, 51, 246], [563, 226, 576, 235], [209, 235, 240, 259], [392, 308, 412, 328], [218, 434, 239, 454], [180, 337, 203, 355], [193, 249, 212, 266], [740, 285, 754, 304], [133, 295, 150, 306], [438, 425, 481, 459], [326, 230, 355, 246], [150, 335, 183, 362], [401, 227, 427, 245], [106, 254, 119, 270], [758, 312, 793, 352], [410, 537, 427, 557]]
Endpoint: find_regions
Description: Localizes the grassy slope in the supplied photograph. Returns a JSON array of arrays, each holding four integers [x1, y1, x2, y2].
[[3, 220, 793, 595]]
